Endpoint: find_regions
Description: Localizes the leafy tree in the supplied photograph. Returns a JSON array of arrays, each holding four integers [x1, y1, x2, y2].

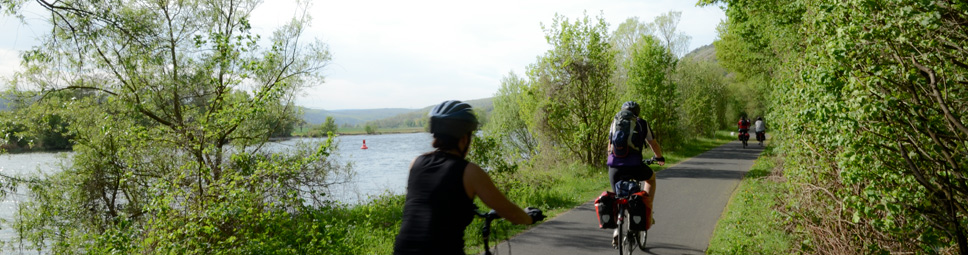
[[610, 17, 655, 93], [706, 0, 968, 253], [527, 12, 617, 166], [674, 58, 728, 137], [364, 124, 376, 134], [308, 116, 338, 137], [626, 35, 681, 148], [487, 72, 539, 161], [0, 0, 348, 253], [0, 89, 86, 151], [653, 11, 692, 58]]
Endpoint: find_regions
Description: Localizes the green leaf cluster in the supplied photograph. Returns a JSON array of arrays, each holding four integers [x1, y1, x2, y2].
[[480, 11, 738, 172], [306, 116, 338, 137], [708, 0, 968, 253], [0, 0, 355, 253]]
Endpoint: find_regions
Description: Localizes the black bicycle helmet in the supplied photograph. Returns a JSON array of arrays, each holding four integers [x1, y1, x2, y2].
[[428, 100, 479, 138], [621, 101, 640, 116]]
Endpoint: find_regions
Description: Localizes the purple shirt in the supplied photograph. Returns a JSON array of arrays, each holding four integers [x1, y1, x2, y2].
[[607, 118, 653, 167]]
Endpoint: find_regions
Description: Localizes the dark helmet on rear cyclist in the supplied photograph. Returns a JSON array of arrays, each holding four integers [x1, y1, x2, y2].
[[428, 100, 478, 139], [621, 101, 640, 116]]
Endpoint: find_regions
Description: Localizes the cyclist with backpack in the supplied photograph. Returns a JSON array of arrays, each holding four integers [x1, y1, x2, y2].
[[754, 116, 766, 145], [394, 100, 545, 255], [606, 101, 665, 243], [737, 116, 751, 144]]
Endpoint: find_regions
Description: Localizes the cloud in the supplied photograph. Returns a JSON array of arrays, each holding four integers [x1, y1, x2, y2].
[[0, 49, 22, 88], [0, 0, 725, 110], [283, 0, 726, 110]]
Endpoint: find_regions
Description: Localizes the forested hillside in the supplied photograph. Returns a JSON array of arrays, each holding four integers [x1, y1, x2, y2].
[[704, 0, 968, 253], [683, 44, 716, 63], [300, 107, 414, 126], [363, 97, 493, 130]]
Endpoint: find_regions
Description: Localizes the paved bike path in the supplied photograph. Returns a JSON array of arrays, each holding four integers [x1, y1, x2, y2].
[[488, 141, 764, 255]]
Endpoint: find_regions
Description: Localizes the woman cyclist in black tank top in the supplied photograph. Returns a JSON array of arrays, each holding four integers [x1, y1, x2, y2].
[[394, 100, 545, 255]]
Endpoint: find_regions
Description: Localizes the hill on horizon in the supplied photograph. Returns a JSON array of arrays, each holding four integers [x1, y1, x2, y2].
[[300, 107, 415, 126], [299, 97, 494, 129], [362, 97, 493, 130], [683, 44, 717, 63]]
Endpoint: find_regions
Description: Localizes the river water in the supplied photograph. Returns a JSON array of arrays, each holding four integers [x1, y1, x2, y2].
[[267, 132, 433, 203], [0, 132, 432, 242]]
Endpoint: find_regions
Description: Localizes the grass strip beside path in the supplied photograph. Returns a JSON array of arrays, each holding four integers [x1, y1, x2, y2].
[[707, 146, 795, 254]]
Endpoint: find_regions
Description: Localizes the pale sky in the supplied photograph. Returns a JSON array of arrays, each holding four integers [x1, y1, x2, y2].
[[0, 0, 725, 110]]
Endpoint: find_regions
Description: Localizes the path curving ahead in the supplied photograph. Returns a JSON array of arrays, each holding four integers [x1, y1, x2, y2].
[[486, 140, 764, 255]]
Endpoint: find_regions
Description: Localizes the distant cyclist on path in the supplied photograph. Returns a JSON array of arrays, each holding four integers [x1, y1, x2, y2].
[[754, 116, 766, 144], [394, 100, 544, 255], [737, 116, 751, 136], [606, 101, 665, 243]]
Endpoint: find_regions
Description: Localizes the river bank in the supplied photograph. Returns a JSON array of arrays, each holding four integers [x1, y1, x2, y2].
[[289, 126, 425, 138]]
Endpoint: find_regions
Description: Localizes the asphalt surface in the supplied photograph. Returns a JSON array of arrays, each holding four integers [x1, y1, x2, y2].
[[485, 140, 764, 255]]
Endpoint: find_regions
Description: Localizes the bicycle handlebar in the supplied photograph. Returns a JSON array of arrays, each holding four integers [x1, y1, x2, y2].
[[475, 209, 501, 255], [476, 209, 501, 221]]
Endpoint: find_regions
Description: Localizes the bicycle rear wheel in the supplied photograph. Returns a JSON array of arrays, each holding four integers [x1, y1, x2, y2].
[[621, 211, 637, 255], [616, 216, 625, 254], [636, 229, 648, 251]]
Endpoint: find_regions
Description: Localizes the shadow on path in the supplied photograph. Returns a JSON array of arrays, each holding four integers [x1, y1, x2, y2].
[[657, 168, 747, 180], [490, 140, 764, 255]]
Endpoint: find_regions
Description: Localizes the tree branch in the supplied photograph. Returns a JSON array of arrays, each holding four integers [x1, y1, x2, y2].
[[910, 57, 968, 138]]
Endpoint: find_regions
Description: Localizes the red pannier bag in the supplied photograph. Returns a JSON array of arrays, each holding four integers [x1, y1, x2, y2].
[[594, 191, 617, 229], [628, 191, 652, 231]]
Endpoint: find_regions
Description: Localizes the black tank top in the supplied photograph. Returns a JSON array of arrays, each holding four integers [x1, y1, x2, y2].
[[394, 151, 476, 255]]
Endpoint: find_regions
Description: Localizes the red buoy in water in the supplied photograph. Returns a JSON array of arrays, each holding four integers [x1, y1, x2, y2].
[[361, 140, 368, 150]]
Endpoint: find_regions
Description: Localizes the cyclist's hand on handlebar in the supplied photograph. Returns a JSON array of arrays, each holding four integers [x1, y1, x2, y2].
[[653, 156, 666, 166], [525, 207, 545, 224]]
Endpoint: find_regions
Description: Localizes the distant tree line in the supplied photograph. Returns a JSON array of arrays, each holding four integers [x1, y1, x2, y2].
[[1, 89, 297, 151]]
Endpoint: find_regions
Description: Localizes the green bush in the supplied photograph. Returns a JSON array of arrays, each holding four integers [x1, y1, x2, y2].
[[706, 0, 968, 253]]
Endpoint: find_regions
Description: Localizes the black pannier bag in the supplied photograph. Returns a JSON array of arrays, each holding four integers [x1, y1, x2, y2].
[[627, 191, 651, 231], [594, 191, 617, 229]]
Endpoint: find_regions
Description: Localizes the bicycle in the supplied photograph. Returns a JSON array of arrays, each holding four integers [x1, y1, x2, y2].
[[475, 209, 502, 255], [476, 207, 545, 255], [738, 130, 750, 148], [612, 159, 655, 255], [756, 131, 765, 146]]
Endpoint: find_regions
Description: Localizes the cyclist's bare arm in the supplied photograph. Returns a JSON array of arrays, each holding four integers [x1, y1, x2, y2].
[[644, 172, 656, 204], [463, 163, 533, 225], [647, 140, 665, 166]]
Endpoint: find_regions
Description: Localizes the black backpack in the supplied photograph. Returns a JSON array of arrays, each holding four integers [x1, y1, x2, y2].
[[610, 110, 641, 157]]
